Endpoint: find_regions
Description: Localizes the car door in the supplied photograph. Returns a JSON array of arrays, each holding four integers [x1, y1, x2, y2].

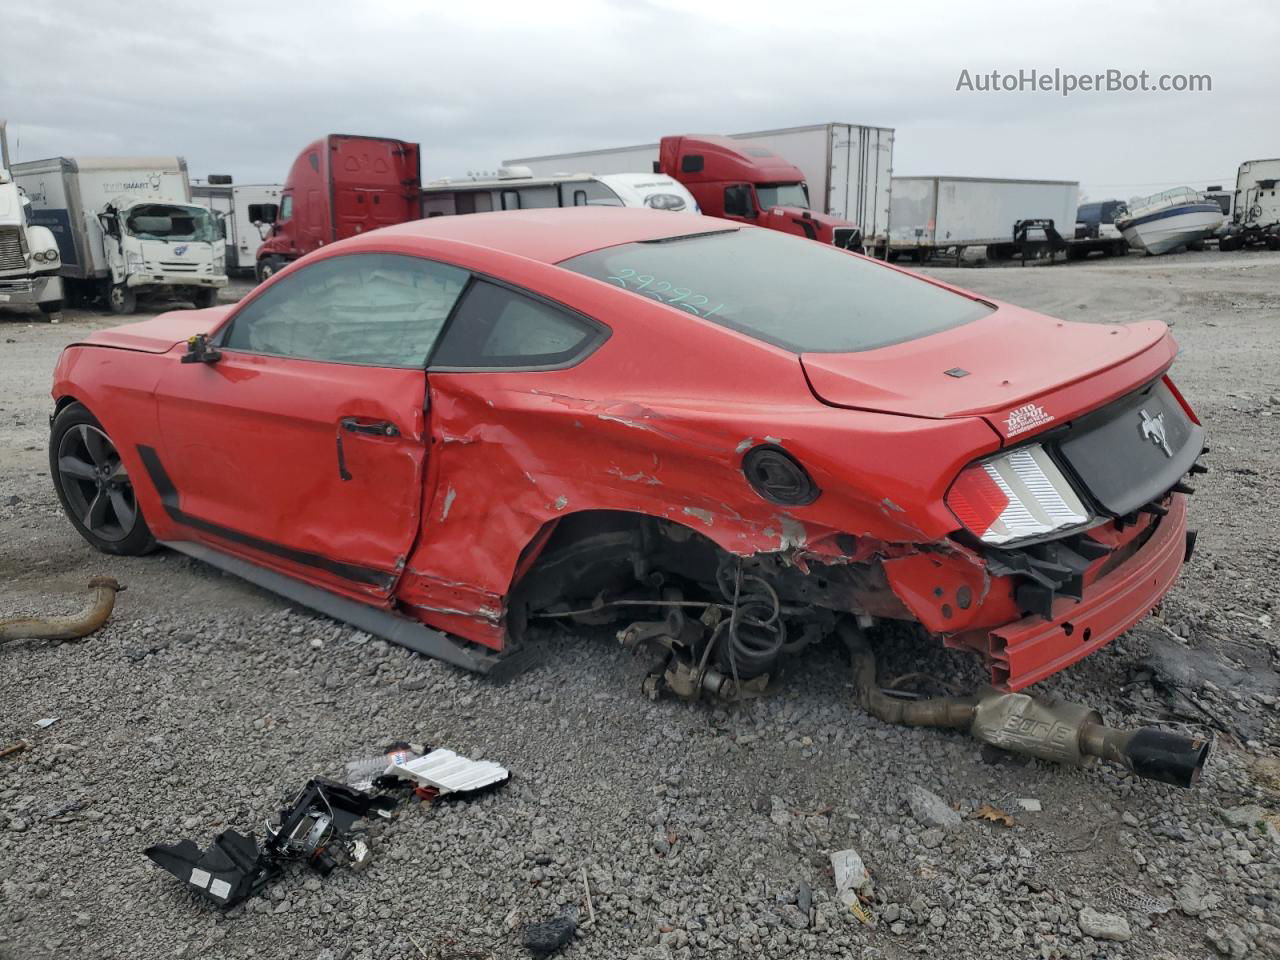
[[150, 251, 469, 601]]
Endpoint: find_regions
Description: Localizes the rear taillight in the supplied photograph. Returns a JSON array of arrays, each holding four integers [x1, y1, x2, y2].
[[946, 444, 1090, 545]]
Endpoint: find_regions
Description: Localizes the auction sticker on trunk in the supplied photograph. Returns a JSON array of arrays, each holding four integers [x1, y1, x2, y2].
[[1005, 402, 1055, 437]]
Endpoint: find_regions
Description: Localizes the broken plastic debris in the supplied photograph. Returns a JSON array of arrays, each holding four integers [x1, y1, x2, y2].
[[1015, 798, 1042, 812], [521, 914, 577, 957], [830, 847, 874, 909], [34, 718, 59, 729], [145, 779, 396, 910], [383, 747, 510, 797], [345, 741, 424, 791]]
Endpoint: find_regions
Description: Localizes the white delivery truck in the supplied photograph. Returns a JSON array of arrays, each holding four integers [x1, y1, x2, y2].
[[191, 179, 281, 275], [888, 176, 1079, 260], [0, 120, 63, 318], [505, 122, 895, 250], [13, 155, 228, 314], [421, 169, 699, 216], [1219, 159, 1280, 251]]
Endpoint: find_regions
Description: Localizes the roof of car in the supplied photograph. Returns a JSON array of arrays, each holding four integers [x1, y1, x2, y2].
[[372, 207, 733, 263]]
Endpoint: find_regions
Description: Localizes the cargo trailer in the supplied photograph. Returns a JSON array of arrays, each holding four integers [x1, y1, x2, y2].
[[889, 176, 1079, 260]]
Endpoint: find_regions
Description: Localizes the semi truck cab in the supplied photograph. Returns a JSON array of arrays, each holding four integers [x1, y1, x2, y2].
[[0, 121, 63, 318], [656, 135, 863, 249]]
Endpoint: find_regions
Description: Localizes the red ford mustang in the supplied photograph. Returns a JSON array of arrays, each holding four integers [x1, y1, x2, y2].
[[49, 208, 1205, 692]]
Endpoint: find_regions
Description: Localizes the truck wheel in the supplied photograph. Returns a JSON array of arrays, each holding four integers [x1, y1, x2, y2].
[[256, 256, 285, 283], [107, 284, 136, 315], [38, 300, 64, 316], [192, 288, 218, 309], [1188, 239, 1206, 252], [50, 403, 156, 556]]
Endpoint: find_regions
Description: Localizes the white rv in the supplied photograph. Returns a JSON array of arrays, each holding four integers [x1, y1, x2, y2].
[[191, 180, 281, 275], [13, 155, 228, 314], [0, 121, 63, 318], [421, 169, 699, 217]]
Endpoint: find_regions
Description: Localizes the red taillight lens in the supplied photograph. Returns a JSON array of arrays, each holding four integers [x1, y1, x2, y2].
[[947, 463, 1009, 535], [946, 445, 1092, 545], [1162, 374, 1200, 426]]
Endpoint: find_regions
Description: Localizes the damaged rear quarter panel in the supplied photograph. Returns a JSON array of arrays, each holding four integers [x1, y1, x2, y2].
[[396, 269, 1004, 648]]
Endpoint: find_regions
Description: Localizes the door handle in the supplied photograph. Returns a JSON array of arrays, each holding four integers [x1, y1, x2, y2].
[[341, 417, 400, 437]]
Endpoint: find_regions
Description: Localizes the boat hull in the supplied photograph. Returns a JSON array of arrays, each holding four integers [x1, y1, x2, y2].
[[1118, 203, 1225, 255]]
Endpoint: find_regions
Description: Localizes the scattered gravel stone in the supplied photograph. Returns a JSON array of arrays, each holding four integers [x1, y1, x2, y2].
[[906, 785, 962, 831], [1078, 907, 1132, 942]]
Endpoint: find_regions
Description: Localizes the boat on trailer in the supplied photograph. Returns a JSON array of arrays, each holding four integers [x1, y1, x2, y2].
[[1114, 187, 1225, 255]]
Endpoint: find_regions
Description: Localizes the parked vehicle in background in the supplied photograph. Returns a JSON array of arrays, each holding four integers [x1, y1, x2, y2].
[[1219, 159, 1280, 251], [13, 155, 227, 313], [422, 169, 698, 216], [1114, 187, 1225, 256], [888, 176, 1079, 261], [254, 134, 421, 282], [1067, 199, 1130, 259], [505, 123, 893, 252], [191, 178, 281, 275], [0, 120, 63, 318]]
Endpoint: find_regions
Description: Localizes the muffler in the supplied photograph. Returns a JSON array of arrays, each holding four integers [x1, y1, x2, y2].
[[0, 577, 123, 645], [840, 622, 1210, 788]]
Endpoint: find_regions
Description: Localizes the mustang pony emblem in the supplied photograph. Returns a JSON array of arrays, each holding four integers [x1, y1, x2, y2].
[[1139, 408, 1173, 458]]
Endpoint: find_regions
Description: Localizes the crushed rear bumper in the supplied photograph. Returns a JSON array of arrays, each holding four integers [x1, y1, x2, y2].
[[977, 493, 1188, 690]]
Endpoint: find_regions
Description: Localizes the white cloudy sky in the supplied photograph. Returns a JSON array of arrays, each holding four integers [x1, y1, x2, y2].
[[3, 0, 1276, 200]]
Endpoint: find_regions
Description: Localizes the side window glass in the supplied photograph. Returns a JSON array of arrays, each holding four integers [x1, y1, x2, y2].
[[724, 185, 752, 218], [681, 154, 704, 173], [222, 253, 468, 366], [430, 281, 605, 370], [278, 195, 294, 221]]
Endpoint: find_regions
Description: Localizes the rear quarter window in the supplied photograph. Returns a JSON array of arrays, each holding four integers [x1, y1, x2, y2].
[[559, 228, 993, 353]]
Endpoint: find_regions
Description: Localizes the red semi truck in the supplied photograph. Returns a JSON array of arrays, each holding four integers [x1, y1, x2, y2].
[[654, 135, 862, 249], [255, 134, 421, 281]]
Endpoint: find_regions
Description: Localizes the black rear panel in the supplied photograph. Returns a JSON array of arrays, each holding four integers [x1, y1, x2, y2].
[[1056, 379, 1204, 516]]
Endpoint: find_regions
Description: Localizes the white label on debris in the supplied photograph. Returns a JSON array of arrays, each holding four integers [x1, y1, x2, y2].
[[189, 868, 211, 889], [1005, 403, 1055, 437], [208, 878, 232, 900]]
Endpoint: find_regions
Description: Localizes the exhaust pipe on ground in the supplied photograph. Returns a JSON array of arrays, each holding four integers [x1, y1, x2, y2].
[[0, 577, 123, 645], [839, 622, 1210, 788]]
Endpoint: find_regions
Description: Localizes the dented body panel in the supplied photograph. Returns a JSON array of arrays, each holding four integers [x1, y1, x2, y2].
[[50, 208, 1203, 690]]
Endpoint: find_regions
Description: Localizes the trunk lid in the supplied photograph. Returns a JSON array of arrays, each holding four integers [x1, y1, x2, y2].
[[800, 305, 1177, 441]]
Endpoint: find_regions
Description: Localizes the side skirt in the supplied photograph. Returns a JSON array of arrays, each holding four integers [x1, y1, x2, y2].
[[162, 540, 533, 682]]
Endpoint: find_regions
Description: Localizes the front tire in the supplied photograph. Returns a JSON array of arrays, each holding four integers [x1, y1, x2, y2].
[[50, 403, 156, 556], [192, 287, 218, 309], [38, 300, 64, 316], [107, 283, 136, 315], [256, 256, 286, 283]]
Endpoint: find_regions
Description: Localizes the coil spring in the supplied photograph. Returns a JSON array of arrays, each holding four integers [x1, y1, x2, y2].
[[712, 558, 785, 682]]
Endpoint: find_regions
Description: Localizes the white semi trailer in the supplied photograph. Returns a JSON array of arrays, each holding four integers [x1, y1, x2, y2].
[[505, 122, 894, 250], [13, 155, 228, 313], [191, 180, 281, 275], [888, 176, 1079, 260], [0, 120, 63, 318]]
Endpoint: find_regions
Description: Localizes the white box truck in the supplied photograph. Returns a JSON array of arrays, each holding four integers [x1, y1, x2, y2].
[[505, 122, 894, 250], [889, 176, 1079, 260], [0, 120, 63, 318], [13, 155, 228, 313], [191, 179, 281, 275]]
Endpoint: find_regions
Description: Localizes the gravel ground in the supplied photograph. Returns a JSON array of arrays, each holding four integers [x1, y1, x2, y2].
[[1, 252, 1278, 960]]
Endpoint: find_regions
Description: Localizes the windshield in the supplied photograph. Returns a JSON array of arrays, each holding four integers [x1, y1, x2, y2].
[[560, 227, 992, 353], [123, 203, 220, 242], [755, 182, 810, 210]]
